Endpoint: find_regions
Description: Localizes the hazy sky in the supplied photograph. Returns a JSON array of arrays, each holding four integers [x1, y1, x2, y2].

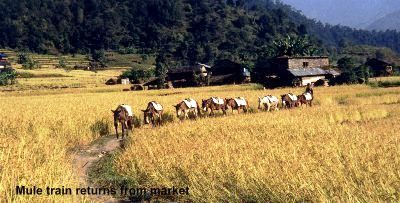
[[280, 0, 400, 29]]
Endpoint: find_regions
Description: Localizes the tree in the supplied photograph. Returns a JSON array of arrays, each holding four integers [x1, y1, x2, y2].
[[155, 53, 169, 88], [272, 35, 318, 57], [335, 57, 370, 84]]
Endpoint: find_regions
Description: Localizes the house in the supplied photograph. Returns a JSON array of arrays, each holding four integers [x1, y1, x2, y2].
[[0, 61, 12, 73], [167, 63, 211, 87], [142, 77, 174, 90], [365, 58, 394, 77], [209, 60, 251, 85], [0, 53, 8, 62], [121, 78, 130, 85], [105, 78, 118, 85], [271, 56, 333, 86]]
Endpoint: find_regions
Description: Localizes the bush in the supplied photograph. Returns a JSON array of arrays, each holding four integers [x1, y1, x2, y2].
[[161, 112, 175, 124], [90, 119, 110, 137], [57, 58, 67, 69], [132, 115, 142, 128], [117, 47, 137, 54], [22, 59, 41, 70], [0, 68, 17, 86], [333, 57, 370, 85], [17, 52, 29, 64]]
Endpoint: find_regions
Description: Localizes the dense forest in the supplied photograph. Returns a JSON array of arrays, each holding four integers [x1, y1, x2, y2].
[[0, 0, 400, 65]]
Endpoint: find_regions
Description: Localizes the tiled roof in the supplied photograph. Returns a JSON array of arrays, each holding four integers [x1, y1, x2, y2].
[[288, 67, 329, 77]]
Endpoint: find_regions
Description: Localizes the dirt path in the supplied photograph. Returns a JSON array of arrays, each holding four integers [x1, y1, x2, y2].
[[72, 136, 123, 202]]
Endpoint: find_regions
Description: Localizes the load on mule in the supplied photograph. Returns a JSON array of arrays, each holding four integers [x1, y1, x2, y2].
[[225, 97, 248, 113], [258, 95, 279, 112], [202, 97, 227, 116], [142, 101, 164, 127], [174, 98, 201, 120], [112, 104, 133, 139]]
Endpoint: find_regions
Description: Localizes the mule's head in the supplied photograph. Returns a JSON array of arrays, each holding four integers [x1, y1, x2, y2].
[[112, 108, 122, 120], [173, 103, 182, 118], [224, 98, 231, 109], [202, 99, 209, 111], [142, 109, 151, 124]]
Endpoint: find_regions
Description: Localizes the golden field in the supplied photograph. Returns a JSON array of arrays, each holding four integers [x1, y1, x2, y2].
[[0, 81, 399, 202]]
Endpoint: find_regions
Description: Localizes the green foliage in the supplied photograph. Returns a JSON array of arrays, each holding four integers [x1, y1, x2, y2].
[[0, 68, 17, 86], [155, 53, 169, 88], [22, 59, 40, 70], [56, 58, 69, 71], [369, 80, 400, 88], [121, 69, 155, 83], [334, 57, 370, 84], [91, 49, 106, 64], [0, 0, 399, 64], [17, 53, 30, 64], [272, 35, 319, 57]]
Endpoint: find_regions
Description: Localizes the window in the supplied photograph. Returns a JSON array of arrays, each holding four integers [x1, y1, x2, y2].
[[303, 62, 309, 68]]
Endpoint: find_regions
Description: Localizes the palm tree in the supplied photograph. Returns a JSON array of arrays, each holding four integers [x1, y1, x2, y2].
[[272, 35, 318, 57]]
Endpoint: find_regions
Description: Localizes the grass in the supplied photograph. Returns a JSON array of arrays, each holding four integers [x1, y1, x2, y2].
[[1, 67, 127, 91], [0, 81, 399, 202]]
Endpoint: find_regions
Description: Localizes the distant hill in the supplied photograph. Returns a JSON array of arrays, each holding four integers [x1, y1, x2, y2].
[[368, 10, 400, 31], [280, 0, 400, 29]]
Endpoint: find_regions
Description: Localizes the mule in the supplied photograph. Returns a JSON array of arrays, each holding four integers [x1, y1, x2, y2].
[[112, 104, 133, 139], [281, 93, 298, 109], [225, 97, 248, 114], [258, 95, 279, 112], [202, 97, 227, 116], [297, 92, 313, 107], [174, 98, 201, 120], [142, 101, 164, 127]]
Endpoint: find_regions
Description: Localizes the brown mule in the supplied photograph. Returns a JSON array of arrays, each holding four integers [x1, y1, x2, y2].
[[174, 98, 201, 120], [142, 101, 164, 127], [202, 97, 227, 116], [225, 97, 248, 114], [281, 94, 298, 109], [297, 92, 313, 107], [112, 105, 133, 139]]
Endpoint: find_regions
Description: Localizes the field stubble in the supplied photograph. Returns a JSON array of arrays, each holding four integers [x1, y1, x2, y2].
[[0, 84, 399, 202]]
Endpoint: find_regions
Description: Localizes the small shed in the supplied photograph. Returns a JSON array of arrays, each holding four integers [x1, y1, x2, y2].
[[131, 84, 144, 91], [143, 77, 162, 90], [121, 78, 131, 85], [0, 61, 11, 73], [0, 53, 8, 61], [365, 58, 394, 77], [105, 78, 118, 85], [167, 63, 211, 87], [210, 60, 251, 85]]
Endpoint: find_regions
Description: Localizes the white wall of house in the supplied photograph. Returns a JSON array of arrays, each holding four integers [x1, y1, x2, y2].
[[301, 76, 325, 86]]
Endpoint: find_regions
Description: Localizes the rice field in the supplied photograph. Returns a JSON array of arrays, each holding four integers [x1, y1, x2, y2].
[[0, 83, 399, 202]]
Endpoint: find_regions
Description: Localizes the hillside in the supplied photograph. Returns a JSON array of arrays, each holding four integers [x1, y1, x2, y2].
[[1, 0, 400, 62], [368, 10, 400, 31]]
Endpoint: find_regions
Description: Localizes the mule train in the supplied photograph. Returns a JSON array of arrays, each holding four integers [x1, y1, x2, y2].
[[111, 87, 314, 139]]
